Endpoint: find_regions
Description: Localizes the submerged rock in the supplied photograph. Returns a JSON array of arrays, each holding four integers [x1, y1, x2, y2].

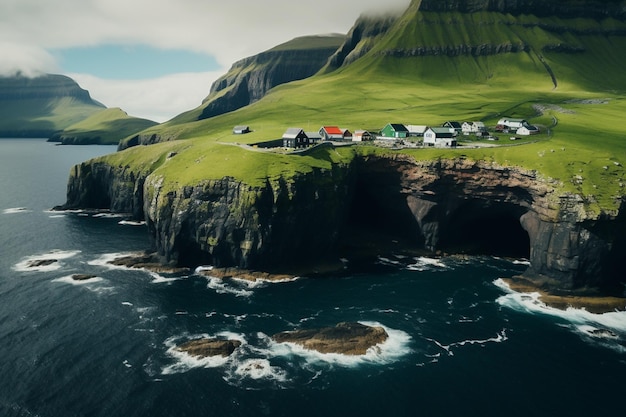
[[71, 274, 97, 281], [272, 322, 388, 355], [176, 338, 242, 358], [26, 259, 57, 268], [108, 252, 190, 274]]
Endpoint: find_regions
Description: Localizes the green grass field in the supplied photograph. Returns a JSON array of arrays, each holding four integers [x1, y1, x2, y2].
[[105, 9, 626, 214]]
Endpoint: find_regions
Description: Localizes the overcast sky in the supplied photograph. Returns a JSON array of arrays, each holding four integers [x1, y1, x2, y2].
[[1, 0, 410, 122]]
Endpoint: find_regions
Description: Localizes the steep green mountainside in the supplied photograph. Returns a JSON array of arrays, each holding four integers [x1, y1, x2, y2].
[[170, 34, 345, 124], [0, 74, 106, 137], [113, 0, 626, 213], [48, 108, 158, 145]]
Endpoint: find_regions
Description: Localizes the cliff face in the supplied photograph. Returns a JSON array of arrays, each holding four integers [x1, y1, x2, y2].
[[416, 0, 626, 18], [198, 35, 344, 120], [323, 15, 398, 72], [60, 153, 625, 293]]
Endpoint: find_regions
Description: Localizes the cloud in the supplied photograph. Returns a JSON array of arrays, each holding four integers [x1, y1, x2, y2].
[[0, 42, 59, 77], [1, 0, 412, 120], [2, 0, 411, 67], [69, 71, 224, 123]]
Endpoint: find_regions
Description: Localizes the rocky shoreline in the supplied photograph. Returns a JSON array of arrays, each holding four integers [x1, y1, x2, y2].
[[502, 277, 626, 314]]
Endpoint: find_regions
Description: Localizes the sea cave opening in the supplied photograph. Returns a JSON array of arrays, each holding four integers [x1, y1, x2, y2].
[[438, 200, 530, 259], [339, 167, 425, 259]]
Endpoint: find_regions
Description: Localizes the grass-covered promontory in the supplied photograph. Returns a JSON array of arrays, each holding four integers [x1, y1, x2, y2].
[[49, 108, 157, 145], [0, 74, 106, 137], [110, 6, 626, 214]]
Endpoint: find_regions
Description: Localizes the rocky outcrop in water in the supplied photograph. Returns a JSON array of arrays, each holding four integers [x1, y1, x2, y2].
[[59, 151, 625, 294], [272, 322, 389, 355], [176, 339, 242, 358]]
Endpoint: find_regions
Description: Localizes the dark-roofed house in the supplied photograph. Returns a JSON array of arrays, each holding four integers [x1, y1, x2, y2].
[[233, 125, 251, 134], [442, 121, 462, 135], [424, 127, 457, 148], [282, 128, 310, 148], [381, 123, 409, 138]]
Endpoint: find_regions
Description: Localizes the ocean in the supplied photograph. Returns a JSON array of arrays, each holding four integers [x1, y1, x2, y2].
[[0, 138, 625, 417]]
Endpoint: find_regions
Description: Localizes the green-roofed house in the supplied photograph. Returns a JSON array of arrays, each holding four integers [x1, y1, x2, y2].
[[381, 123, 409, 138]]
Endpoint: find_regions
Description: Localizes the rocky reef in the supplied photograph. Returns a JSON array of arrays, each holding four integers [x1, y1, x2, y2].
[[272, 322, 389, 355], [58, 150, 625, 295]]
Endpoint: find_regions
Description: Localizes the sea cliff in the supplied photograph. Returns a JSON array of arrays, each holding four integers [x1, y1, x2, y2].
[[58, 148, 625, 294]]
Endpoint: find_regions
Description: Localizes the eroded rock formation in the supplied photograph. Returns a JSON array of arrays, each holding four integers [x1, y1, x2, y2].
[[176, 338, 241, 358], [58, 152, 626, 294], [272, 322, 389, 355]]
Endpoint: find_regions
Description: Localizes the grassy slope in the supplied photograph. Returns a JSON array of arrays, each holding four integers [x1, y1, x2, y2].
[[53, 108, 157, 144], [0, 96, 105, 135], [105, 9, 626, 214]]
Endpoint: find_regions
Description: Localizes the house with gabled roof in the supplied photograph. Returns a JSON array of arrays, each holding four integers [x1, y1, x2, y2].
[[233, 125, 251, 135], [461, 121, 486, 134], [341, 128, 353, 141], [353, 130, 373, 142], [442, 121, 462, 135], [319, 126, 344, 141], [406, 125, 428, 137], [424, 127, 457, 148], [381, 123, 409, 138], [282, 128, 310, 148]]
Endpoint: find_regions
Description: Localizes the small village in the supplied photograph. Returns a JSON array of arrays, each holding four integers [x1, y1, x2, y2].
[[233, 117, 540, 151]]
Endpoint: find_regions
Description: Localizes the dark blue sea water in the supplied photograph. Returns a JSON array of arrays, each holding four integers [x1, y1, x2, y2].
[[1, 139, 625, 417]]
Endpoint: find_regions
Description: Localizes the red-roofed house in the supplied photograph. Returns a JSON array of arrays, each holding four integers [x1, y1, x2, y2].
[[319, 126, 344, 141]]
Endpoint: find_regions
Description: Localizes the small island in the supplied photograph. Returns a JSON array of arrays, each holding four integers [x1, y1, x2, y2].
[[272, 322, 389, 355]]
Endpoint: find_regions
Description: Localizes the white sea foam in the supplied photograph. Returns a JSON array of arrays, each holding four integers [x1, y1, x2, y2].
[[148, 271, 184, 284], [3, 207, 31, 214], [267, 321, 412, 367], [162, 332, 247, 375], [512, 259, 531, 266], [52, 275, 104, 285], [13, 249, 81, 272], [427, 329, 508, 357], [48, 214, 66, 218], [494, 278, 626, 351], [204, 276, 254, 298], [118, 220, 146, 226], [406, 256, 447, 271], [230, 359, 288, 382], [92, 213, 124, 219]]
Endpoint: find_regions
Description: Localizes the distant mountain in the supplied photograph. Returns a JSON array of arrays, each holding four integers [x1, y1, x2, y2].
[[0, 73, 105, 138], [48, 107, 158, 145], [170, 34, 345, 124]]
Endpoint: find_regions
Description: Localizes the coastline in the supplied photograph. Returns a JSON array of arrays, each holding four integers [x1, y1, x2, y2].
[[501, 276, 626, 314]]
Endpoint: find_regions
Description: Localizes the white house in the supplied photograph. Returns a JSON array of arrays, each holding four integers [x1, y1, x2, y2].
[[461, 121, 486, 134], [423, 127, 457, 148], [353, 130, 373, 142], [516, 125, 540, 136], [406, 125, 428, 137]]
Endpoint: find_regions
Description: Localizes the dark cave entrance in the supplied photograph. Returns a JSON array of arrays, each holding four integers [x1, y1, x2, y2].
[[339, 165, 425, 259], [438, 201, 530, 259]]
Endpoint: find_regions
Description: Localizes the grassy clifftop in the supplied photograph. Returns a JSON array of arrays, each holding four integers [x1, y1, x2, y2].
[[111, 4, 626, 213]]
